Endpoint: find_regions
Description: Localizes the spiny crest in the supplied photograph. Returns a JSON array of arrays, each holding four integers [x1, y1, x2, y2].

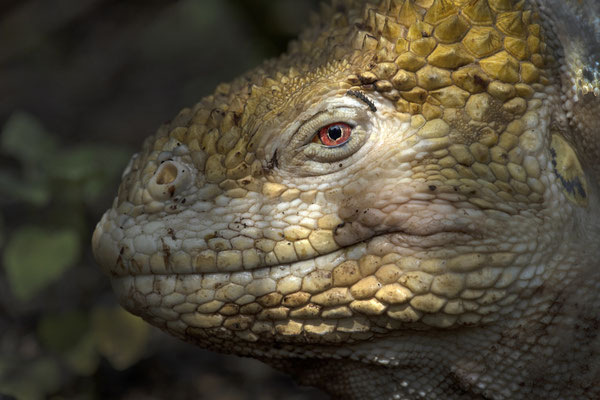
[[348, 0, 545, 117], [462, 0, 494, 25], [425, 0, 458, 24]]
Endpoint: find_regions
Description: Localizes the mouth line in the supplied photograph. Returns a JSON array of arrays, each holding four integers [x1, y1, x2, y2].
[[388, 230, 475, 247], [109, 229, 475, 278]]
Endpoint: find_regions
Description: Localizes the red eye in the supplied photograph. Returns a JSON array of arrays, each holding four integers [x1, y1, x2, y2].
[[313, 123, 352, 147]]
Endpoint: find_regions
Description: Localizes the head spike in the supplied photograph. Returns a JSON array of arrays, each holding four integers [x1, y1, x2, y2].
[[424, 0, 457, 24], [488, 0, 514, 12], [398, 0, 421, 27], [433, 15, 469, 43], [463, 27, 503, 58], [496, 11, 526, 37], [463, 0, 494, 25]]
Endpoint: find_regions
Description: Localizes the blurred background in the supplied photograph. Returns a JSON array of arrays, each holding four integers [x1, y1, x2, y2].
[[0, 1, 328, 399]]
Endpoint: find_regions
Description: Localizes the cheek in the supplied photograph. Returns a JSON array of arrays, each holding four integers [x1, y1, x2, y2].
[[305, 104, 563, 254]]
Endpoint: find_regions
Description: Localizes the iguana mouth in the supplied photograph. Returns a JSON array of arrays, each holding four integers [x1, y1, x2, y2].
[[94, 210, 476, 279], [388, 230, 475, 248]]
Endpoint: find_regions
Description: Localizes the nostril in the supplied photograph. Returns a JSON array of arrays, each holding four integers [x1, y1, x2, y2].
[[156, 162, 178, 185], [147, 160, 192, 202]]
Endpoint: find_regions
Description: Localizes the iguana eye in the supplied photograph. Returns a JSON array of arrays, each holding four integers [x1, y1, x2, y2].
[[313, 122, 352, 147], [279, 103, 372, 173]]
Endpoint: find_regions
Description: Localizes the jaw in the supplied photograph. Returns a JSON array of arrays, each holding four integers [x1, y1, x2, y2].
[[112, 245, 600, 400], [110, 248, 600, 400], [95, 201, 574, 351]]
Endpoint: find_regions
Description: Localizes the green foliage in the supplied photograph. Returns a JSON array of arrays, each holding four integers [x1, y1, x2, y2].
[[0, 171, 50, 207], [0, 111, 57, 166], [0, 111, 131, 300], [3, 226, 80, 301], [0, 111, 145, 392], [38, 311, 100, 376], [61, 332, 100, 377], [39, 311, 89, 353], [38, 307, 150, 376], [0, 213, 4, 248], [0, 111, 131, 208], [49, 144, 132, 204], [0, 306, 151, 399], [91, 306, 150, 370], [0, 357, 62, 400]]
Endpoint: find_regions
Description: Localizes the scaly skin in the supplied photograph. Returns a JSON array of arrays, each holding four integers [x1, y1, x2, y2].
[[92, 1, 600, 398]]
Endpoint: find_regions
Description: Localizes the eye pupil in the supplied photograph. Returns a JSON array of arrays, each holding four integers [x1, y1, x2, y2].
[[328, 126, 342, 140], [316, 122, 352, 147]]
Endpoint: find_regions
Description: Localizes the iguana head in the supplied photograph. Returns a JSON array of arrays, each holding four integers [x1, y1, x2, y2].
[[93, 0, 600, 397]]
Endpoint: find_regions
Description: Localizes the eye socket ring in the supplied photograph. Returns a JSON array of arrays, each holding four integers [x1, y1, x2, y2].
[[279, 105, 371, 173], [313, 122, 352, 147]]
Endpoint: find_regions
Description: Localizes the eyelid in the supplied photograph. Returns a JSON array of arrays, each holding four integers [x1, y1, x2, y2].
[[278, 101, 371, 173], [292, 107, 360, 147], [297, 108, 368, 164], [303, 128, 366, 162]]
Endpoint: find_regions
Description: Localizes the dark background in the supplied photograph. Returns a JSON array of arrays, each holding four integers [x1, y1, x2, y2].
[[0, 1, 329, 399]]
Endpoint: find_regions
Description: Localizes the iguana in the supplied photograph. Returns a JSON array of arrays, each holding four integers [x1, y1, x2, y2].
[[92, 0, 600, 398]]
